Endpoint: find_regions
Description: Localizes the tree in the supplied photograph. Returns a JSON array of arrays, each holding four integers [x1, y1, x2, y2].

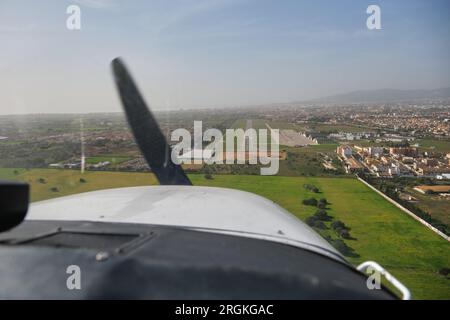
[[304, 184, 320, 193], [438, 268, 450, 277], [330, 239, 358, 257], [302, 197, 318, 206], [305, 216, 327, 230], [331, 220, 352, 239], [331, 220, 346, 230], [305, 216, 317, 227], [317, 199, 328, 209], [313, 209, 332, 221], [313, 220, 327, 230], [337, 228, 351, 239]]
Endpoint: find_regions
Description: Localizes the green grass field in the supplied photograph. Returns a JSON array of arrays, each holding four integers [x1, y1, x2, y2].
[[0, 168, 449, 299], [305, 123, 373, 133], [415, 139, 450, 153], [0, 168, 158, 202], [406, 187, 450, 226], [353, 138, 450, 153], [298, 144, 338, 153], [278, 144, 343, 176]]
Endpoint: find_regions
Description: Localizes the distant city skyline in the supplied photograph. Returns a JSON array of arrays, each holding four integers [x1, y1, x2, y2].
[[0, 0, 449, 115]]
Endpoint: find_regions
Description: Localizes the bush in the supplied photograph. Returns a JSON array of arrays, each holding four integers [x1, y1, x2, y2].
[[204, 173, 214, 180], [331, 220, 346, 230], [329, 239, 359, 258], [317, 202, 326, 209], [336, 228, 351, 239], [302, 197, 318, 206], [438, 268, 450, 276], [50, 187, 59, 192], [79, 178, 87, 183], [38, 178, 46, 184], [304, 184, 320, 193], [317, 198, 329, 209], [313, 209, 332, 221], [331, 220, 352, 239], [312, 220, 327, 230], [305, 216, 317, 227], [306, 216, 327, 230]]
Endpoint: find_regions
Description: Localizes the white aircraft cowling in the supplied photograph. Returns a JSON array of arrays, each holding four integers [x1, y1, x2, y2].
[[27, 186, 344, 262]]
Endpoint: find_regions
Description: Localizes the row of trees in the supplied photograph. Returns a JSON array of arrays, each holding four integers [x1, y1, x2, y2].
[[302, 197, 328, 209], [302, 194, 357, 257]]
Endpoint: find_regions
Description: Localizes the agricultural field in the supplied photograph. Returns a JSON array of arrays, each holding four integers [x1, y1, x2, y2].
[[0, 168, 449, 299], [415, 138, 450, 153], [298, 144, 339, 153], [279, 144, 344, 176], [199, 143, 343, 177], [0, 168, 157, 202], [305, 123, 374, 133], [405, 186, 450, 226], [351, 138, 450, 153]]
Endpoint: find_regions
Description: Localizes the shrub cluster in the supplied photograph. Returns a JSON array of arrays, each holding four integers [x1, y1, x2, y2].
[[331, 220, 352, 239], [304, 184, 320, 193]]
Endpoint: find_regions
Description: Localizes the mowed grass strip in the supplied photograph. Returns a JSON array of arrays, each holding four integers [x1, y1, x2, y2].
[[0, 168, 448, 299]]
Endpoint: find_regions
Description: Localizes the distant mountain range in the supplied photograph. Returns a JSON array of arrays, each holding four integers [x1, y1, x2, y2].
[[311, 87, 450, 104]]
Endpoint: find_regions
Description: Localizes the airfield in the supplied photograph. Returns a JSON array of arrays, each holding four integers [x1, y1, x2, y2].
[[1, 168, 449, 300]]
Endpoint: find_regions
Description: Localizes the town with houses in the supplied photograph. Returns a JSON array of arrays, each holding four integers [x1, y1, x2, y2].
[[337, 144, 450, 180]]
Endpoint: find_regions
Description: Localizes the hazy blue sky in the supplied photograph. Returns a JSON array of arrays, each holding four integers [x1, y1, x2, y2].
[[0, 0, 449, 114]]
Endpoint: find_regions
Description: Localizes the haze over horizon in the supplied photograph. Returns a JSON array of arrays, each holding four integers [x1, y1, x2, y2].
[[1, 0, 449, 115]]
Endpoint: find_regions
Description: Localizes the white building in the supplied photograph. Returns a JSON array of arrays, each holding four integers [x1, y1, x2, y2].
[[388, 166, 400, 176], [368, 147, 384, 157], [49, 163, 64, 169]]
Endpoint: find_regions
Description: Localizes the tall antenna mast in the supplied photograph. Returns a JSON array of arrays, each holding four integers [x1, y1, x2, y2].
[[80, 118, 85, 174]]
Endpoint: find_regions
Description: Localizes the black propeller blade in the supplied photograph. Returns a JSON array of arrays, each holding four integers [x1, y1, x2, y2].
[[111, 58, 192, 186], [0, 181, 29, 232]]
